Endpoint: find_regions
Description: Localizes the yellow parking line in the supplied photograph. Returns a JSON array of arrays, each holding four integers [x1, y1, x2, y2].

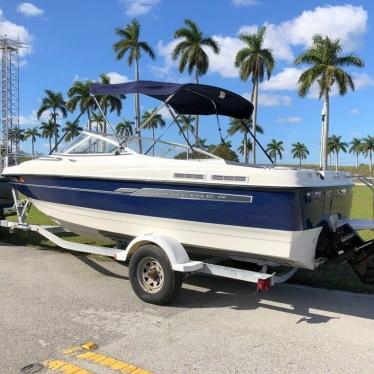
[[44, 359, 92, 374], [63, 341, 98, 355], [75, 352, 153, 373], [61, 341, 153, 373]]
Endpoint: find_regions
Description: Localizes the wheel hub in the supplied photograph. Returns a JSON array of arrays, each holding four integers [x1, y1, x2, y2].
[[137, 257, 165, 293]]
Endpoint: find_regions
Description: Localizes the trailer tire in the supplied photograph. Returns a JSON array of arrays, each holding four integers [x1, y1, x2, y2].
[[129, 244, 183, 305]]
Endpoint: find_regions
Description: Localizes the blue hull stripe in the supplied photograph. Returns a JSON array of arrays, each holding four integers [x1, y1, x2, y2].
[[11, 176, 301, 231]]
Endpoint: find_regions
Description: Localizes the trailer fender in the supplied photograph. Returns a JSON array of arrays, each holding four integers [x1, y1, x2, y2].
[[115, 234, 203, 272]]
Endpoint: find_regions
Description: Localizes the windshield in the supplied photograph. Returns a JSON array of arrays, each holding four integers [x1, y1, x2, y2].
[[55, 132, 119, 155], [54, 131, 219, 160], [123, 137, 219, 160]]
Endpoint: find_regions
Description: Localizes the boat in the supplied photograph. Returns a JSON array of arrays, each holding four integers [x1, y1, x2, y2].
[[0, 175, 13, 217], [2, 81, 373, 279]]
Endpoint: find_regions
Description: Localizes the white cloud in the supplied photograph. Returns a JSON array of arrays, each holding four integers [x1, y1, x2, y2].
[[157, 35, 243, 79], [350, 108, 359, 115], [261, 67, 304, 91], [243, 92, 292, 107], [258, 93, 292, 107], [19, 109, 50, 127], [120, 0, 161, 16], [240, 5, 367, 62], [232, 0, 259, 6], [0, 9, 31, 56], [17, 3, 44, 17], [106, 72, 129, 84], [206, 35, 243, 78], [351, 72, 374, 90], [276, 116, 302, 124], [154, 4, 368, 86]]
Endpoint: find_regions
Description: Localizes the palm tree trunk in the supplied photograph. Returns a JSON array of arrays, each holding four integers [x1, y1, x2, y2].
[[244, 132, 248, 163], [299, 157, 301, 167], [152, 127, 155, 156], [370, 151, 373, 178], [32, 140, 34, 156], [53, 109, 58, 149], [195, 69, 199, 145], [135, 58, 142, 153], [356, 153, 359, 171], [322, 91, 329, 170], [87, 109, 92, 131], [336, 151, 338, 172], [274, 153, 276, 165], [252, 79, 259, 164], [49, 138, 52, 154]]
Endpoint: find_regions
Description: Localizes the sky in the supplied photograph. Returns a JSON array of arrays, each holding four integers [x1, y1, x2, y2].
[[1, 0, 373, 164]]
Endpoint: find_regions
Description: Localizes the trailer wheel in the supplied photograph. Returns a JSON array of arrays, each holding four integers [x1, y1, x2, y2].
[[129, 244, 183, 305]]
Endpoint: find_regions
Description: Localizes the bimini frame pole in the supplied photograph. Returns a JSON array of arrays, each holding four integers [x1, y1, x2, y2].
[[136, 94, 175, 134], [90, 94, 121, 144], [165, 105, 196, 156]]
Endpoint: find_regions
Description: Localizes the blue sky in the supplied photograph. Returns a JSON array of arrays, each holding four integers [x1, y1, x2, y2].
[[1, 0, 373, 164]]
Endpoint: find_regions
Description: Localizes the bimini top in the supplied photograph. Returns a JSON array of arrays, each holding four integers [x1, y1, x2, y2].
[[91, 80, 253, 119]]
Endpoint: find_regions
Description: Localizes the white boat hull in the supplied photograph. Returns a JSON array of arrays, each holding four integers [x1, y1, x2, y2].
[[32, 199, 321, 269]]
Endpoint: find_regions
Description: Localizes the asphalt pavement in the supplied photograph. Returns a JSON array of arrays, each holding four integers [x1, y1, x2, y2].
[[1, 243, 374, 374]]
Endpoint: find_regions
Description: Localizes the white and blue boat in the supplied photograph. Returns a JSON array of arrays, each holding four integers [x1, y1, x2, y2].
[[3, 81, 373, 281]]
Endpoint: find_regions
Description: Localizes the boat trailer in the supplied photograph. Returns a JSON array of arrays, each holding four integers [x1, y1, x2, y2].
[[1, 186, 374, 304]]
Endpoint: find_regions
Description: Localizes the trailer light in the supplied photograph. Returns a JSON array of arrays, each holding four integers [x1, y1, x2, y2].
[[257, 278, 271, 291]]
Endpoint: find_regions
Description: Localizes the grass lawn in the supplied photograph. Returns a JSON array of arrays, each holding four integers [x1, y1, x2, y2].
[[1, 186, 374, 293]]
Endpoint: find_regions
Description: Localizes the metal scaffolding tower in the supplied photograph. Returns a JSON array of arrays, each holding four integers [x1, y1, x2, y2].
[[0, 36, 26, 172]]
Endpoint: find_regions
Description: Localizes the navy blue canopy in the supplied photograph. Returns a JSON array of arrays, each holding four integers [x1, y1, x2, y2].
[[91, 80, 253, 119]]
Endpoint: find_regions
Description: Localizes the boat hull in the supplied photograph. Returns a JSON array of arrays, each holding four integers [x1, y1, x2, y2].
[[31, 199, 322, 269], [7, 175, 353, 269]]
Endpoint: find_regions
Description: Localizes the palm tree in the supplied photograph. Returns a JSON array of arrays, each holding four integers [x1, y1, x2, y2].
[[142, 108, 165, 140], [238, 139, 252, 161], [197, 137, 208, 150], [235, 26, 274, 164], [97, 74, 125, 134], [294, 35, 364, 170], [116, 120, 134, 138], [67, 80, 96, 131], [9, 128, 25, 145], [329, 135, 348, 171], [327, 137, 335, 167], [363, 136, 374, 178], [91, 112, 105, 133], [24, 127, 40, 155], [266, 139, 284, 164], [228, 118, 264, 164], [40, 120, 55, 153], [349, 138, 363, 171], [291, 142, 309, 166], [178, 115, 195, 143], [172, 19, 220, 141], [37, 90, 67, 149], [63, 121, 83, 142], [113, 19, 155, 138]]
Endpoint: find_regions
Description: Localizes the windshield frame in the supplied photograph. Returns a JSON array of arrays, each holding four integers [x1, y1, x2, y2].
[[53, 131, 222, 160]]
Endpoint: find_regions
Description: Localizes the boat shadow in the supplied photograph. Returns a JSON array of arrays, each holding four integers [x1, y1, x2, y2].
[[175, 274, 374, 323], [69, 253, 374, 324]]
